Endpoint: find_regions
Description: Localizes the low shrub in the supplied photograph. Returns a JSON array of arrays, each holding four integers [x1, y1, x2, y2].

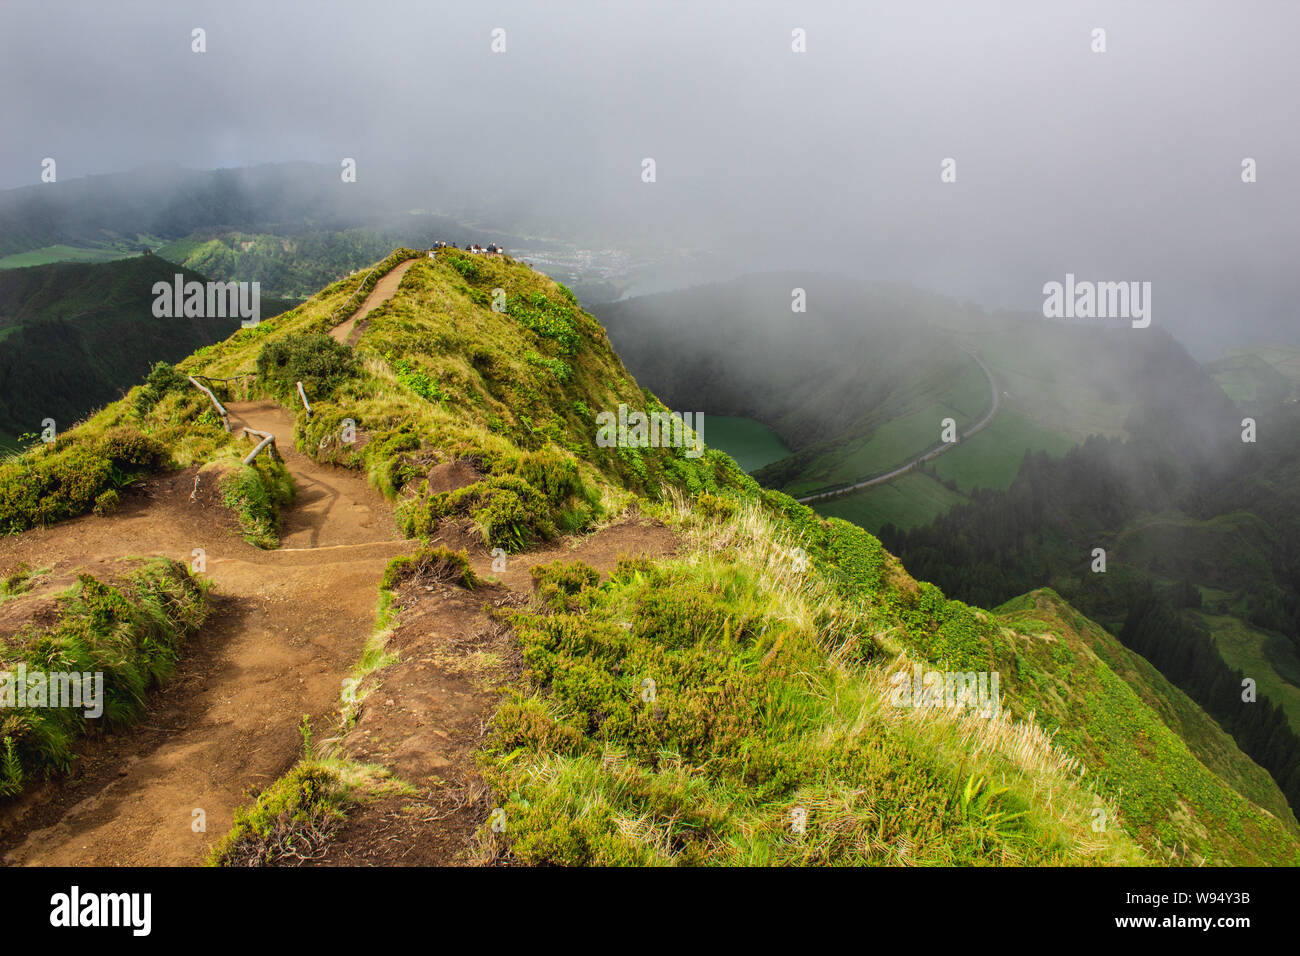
[[133, 361, 188, 415], [205, 761, 350, 866], [381, 546, 478, 591], [0, 559, 209, 799], [220, 458, 295, 548], [256, 333, 358, 402], [531, 560, 600, 611]]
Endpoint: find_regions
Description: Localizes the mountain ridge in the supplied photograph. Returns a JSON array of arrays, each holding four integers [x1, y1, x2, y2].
[[0, 249, 1295, 865]]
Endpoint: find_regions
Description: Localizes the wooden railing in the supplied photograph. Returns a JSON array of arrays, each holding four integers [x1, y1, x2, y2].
[[241, 428, 279, 465], [187, 376, 229, 431]]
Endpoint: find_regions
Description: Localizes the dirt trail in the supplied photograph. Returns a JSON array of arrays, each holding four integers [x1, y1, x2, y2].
[[0, 401, 409, 866], [0, 375, 678, 866], [329, 259, 417, 346], [312, 515, 679, 866]]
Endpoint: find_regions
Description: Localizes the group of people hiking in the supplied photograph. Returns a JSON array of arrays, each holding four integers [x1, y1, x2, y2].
[[429, 240, 505, 255]]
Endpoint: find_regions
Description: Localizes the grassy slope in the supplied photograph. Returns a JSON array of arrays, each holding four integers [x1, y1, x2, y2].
[[1207, 346, 1300, 406], [1113, 510, 1279, 603], [1201, 613, 1300, 735], [7, 248, 1296, 865], [803, 314, 1159, 524], [185, 248, 733, 552], [932, 408, 1076, 493], [776, 355, 989, 496], [762, 314, 1160, 536], [155, 231, 399, 301], [0, 559, 210, 797], [0, 255, 291, 438], [994, 590, 1297, 863], [812, 407, 1079, 535], [948, 317, 1134, 444], [815, 471, 968, 532], [0, 245, 140, 269], [478, 495, 1298, 865]]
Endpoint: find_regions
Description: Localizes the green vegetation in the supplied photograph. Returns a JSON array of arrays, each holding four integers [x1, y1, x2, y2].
[[471, 487, 1299, 865], [0, 245, 138, 269], [950, 321, 1136, 444], [931, 409, 1075, 493], [205, 755, 407, 866], [475, 496, 1168, 863], [0, 559, 209, 798], [255, 333, 358, 402], [1203, 613, 1300, 735], [884, 382, 1300, 817], [15, 246, 1298, 867], [771, 358, 989, 496], [219, 456, 296, 549], [380, 545, 479, 591], [816, 471, 968, 533], [0, 420, 173, 534], [0, 563, 48, 605], [530, 559, 601, 612], [1207, 346, 1300, 409], [0, 256, 291, 439], [993, 590, 1297, 863], [3, 248, 741, 553], [156, 232, 405, 301]]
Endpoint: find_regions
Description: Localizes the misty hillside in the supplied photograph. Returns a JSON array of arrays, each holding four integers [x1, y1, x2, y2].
[[0, 164, 547, 301], [0, 249, 1296, 868], [599, 272, 1300, 821], [599, 278, 1240, 503], [883, 389, 1300, 813], [0, 163, 405, 257]]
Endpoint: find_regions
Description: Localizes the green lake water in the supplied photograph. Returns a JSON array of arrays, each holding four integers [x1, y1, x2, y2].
[[705, 415, 791, 473]]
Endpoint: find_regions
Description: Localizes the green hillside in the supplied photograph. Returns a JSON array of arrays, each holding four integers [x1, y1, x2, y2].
[[1207, 345, 1300, 413], [601, 281, 1208, 536], [0, 244, 142, 270], [1201, 613, 1300, 735], [4, 249, 1296, 866], [884, 370, 1300, 822], [816, 471, 968, 532], [0, 255, 291, 441], [995, 590, 1296, 861], [154, 227, 480, 302]]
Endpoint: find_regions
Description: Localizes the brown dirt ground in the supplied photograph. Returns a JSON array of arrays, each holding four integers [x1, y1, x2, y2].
[[0, 401, 409, 866], [306, 514, 679, 866], [328, 259, 417, 347]]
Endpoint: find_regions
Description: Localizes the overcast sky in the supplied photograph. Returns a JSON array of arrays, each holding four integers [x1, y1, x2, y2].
[[2, 0, 1297, 354]]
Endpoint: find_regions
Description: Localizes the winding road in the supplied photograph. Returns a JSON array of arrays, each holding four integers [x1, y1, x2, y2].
[[795, 348, 1000, 504]]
